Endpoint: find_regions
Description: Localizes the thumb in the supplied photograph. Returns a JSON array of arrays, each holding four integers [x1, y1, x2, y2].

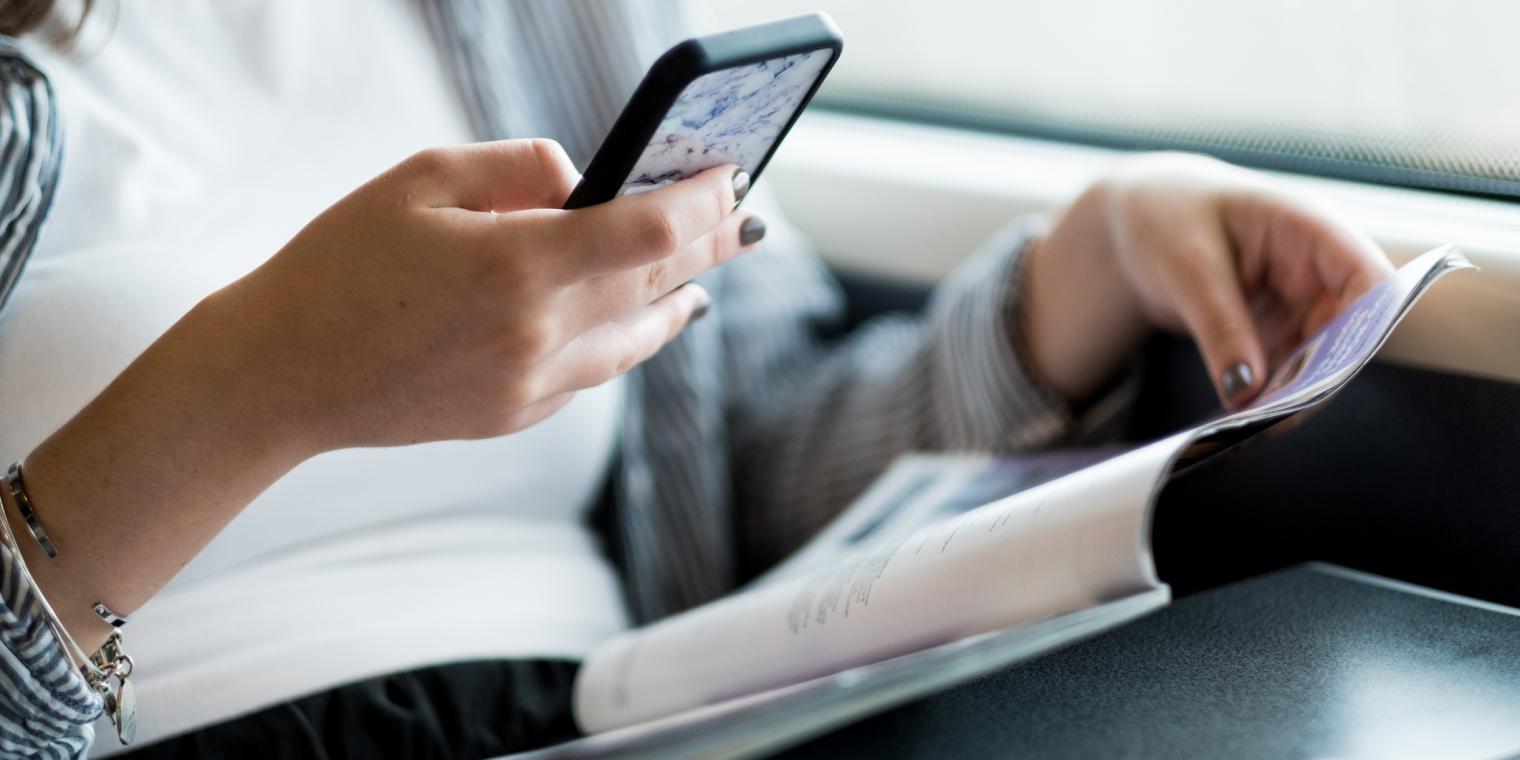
[[1176, 275, 1268, 409]]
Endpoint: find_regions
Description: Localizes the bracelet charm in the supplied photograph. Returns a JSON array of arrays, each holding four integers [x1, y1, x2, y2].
[[90, 632, 136, 745]]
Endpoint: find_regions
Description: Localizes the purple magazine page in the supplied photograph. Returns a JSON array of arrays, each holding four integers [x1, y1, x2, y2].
[[1232, 245, 1470, 419], [1169, 245, 1473, 472]]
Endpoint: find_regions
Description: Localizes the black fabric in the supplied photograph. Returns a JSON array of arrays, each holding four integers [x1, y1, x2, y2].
[[1131, 334, 1520, 608], [121, 659, 581, 760], [824, 268, 934, 339]]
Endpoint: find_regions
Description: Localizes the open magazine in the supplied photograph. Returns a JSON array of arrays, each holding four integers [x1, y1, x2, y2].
[[511, 246, 1472, 760]]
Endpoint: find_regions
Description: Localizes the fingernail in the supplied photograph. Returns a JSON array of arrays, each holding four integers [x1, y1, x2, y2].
[[688, 286, 712, 323], [739, 216, 767, 246], [731, 168, 751, 204], [1220, 361, 1255, 402]]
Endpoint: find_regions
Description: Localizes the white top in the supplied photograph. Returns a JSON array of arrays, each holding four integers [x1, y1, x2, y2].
[[1, 1, 629, 751]]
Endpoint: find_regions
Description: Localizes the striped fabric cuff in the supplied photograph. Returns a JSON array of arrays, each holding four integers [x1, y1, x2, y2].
[[928, 215, 1077, 451]]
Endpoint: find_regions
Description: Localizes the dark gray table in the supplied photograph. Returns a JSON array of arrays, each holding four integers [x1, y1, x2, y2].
[[779, 564, 1520, 759]]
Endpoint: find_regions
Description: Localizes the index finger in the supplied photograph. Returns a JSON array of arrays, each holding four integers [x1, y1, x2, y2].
[[1225, 188, 1393, 315], [1319, 224, 1394, 307], [529, 164, 747, 278], [404, 138, 583, 212]]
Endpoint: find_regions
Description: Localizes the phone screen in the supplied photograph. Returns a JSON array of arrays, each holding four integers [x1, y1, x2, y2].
[[618, 48, 835, 196]]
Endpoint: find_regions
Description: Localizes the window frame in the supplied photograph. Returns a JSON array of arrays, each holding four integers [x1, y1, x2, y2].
[[814, 94, 1520, 204], [763, 111, 1520, 386]]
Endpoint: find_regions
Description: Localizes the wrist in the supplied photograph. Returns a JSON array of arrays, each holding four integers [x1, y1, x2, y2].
[[0, 481, 114, 648], [32, 282, 317, 509], [1022, 188, 1149, 404], [170, 287, 326, 463], [13, 288, 315, 645]]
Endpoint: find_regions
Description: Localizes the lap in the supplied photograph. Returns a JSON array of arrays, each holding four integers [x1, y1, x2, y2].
[[121, 659, 581, 760]]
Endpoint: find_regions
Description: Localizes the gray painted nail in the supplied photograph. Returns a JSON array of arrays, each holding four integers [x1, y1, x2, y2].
[[1220, 362, 1254, 401], [732, 169, 751, 203], [688, 286, 711, 323], [739, 216, 767, 246]]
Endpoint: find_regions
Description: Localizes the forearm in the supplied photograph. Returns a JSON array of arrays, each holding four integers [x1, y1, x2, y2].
[[4, 288, 312, 649]]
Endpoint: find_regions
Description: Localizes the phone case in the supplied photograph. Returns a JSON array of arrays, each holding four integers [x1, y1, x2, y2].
[[562, 13, 844, 209]]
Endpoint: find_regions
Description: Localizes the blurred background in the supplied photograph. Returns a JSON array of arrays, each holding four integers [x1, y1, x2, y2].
[[712, 0, 1520, 199], [705, 2, 1520, 639]]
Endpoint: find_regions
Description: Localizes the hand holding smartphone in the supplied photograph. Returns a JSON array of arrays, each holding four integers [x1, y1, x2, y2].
[[562, 13, 843, 210]]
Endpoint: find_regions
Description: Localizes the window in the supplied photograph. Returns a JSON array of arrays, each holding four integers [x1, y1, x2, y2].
[[710, 2, 1520, 199]]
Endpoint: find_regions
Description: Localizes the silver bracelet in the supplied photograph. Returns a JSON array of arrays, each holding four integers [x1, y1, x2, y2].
[[0, 481, 136, 744], [7, 460, 58, 558]]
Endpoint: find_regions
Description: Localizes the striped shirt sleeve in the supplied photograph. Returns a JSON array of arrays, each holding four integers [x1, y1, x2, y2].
[[0, 39, 64, 317], [723, 198, 1076, 574], [0, 38, 102, 759], [0, 544, 101, 759]]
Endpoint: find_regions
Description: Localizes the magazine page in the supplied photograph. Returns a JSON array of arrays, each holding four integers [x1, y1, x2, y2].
[[567, 244, 1472, 739], [1170, 244, 1473, 469], [760, 447, 1127, 585], [1215, 245, 1468, 425], [572, 433, 1187, 733]]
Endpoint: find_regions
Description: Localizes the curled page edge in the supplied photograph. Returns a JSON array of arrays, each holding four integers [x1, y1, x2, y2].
[[1171, 245, 1473, 475]]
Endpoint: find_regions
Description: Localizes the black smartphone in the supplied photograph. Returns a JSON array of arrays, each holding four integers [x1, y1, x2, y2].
[[561, 13, 843, 210]]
